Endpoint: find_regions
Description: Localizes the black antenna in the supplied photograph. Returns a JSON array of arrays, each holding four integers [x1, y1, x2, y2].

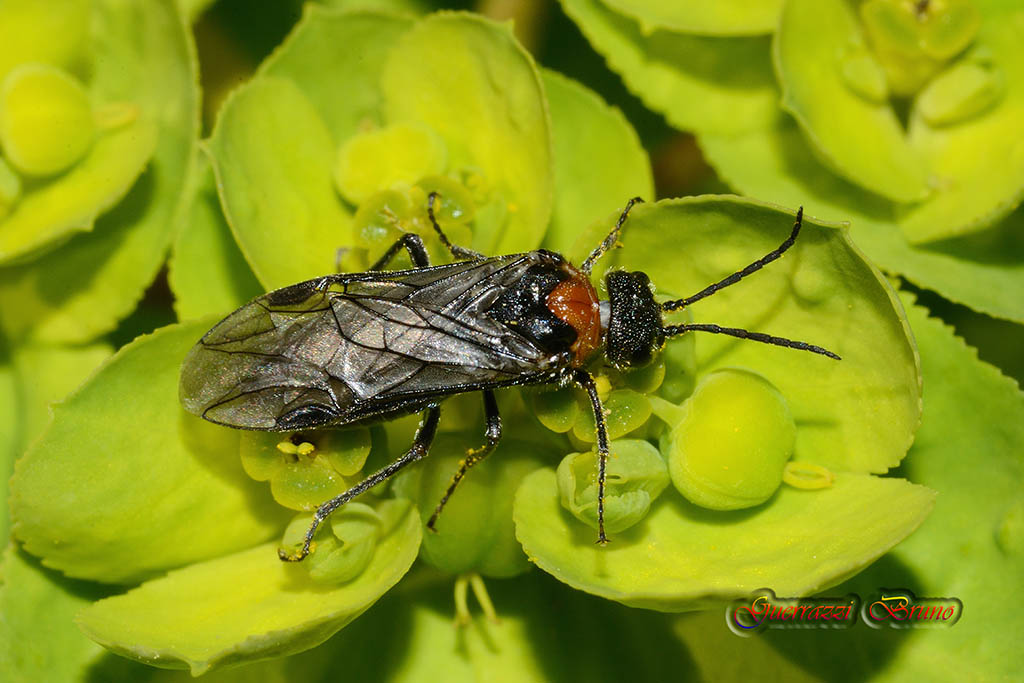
[[659, 207, 840, 360], [662, 207, 803, 312], [664, 323, 840, 360], [581, 197, 644, 275]]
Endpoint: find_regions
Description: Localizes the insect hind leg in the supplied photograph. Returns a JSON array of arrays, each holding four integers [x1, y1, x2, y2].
[[279, 403, 441, 563], [427, 391, 501, 532]]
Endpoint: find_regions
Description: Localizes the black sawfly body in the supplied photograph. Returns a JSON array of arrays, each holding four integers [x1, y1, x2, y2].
[[179, 195, 840, 562]]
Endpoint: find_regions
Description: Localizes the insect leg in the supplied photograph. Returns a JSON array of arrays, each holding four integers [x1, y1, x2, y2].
[[662, 207, 804, 312], [279, 404, 441, 562], [426, 390, 502, 532], [581, 197, 645, 275], [426, 191, 484, 261], [369, 233, 431, 270], [573, 369, 610, 544]]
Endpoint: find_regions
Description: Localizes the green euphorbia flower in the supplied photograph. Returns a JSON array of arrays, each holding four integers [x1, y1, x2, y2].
[[8, 6, 932, 677], [561, 0, 1024, 324], [0, 1, 159, 264], [0, 0, 197, 345]]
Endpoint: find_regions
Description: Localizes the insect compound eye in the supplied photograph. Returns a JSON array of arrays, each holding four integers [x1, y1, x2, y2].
[[605, 270, 665, 368]]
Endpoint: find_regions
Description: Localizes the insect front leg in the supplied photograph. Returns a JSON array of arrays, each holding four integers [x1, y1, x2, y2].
[[369, 232, 431, 270], [574, 369, 610, 544], [279, 403, 441, 562], [427, 390, 502, 532]]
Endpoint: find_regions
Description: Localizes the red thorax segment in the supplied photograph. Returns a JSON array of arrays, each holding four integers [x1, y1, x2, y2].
[[546, 269, 602, 366]]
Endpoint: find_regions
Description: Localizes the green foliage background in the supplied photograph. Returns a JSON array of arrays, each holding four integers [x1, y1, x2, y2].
[[1, 0, 1022, 681]]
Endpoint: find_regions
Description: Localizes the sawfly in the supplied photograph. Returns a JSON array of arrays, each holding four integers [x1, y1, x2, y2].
[[179, 194, 839, 561]]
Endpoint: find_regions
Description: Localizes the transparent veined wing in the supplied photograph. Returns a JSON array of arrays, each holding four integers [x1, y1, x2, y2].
[[179, 254, 563, 430]]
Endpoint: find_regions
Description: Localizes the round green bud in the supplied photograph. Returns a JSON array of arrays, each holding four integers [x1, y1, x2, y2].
[[334, 122, 447, 205], [352, 189, 414, 251], [557, 439, 669, 534], [270, 453, 349, 512], [305, 502, 381, 584], [916, 60, 1003, 126], [325, 426, 372, 476], [239, 432, 288, 482], [840, 48, 890, 103], [415, 175, 475, 224], [0, 63, 95, 176], [572, 388, 652, 443], [529, 385, 580, 433], [603, 357, 666, 395], [666, 368, 796, 511]]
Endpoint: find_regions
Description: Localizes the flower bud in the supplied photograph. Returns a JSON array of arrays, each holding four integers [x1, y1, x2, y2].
[[529, 386, 579, 433], [557, 439, 669, 533], [334, 122, 447, 204], [0, 63, 95, 176], [572, 388, 652, 443], [666, 368, 796, 510]]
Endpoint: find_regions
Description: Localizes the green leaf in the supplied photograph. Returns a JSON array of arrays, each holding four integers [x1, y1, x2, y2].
[[76, 505, 420, 676], [11, 342, 113, 449], [602, 0, 784, 36], [596, 197, 921, 473], [9, 320, 289, 584], [379, 12, 553, 254], [849, 298, 1024, 680], [560, 0, 779, 135], [168, 153, 262, 321], [774, 0, 928, 203], [0, 546, 111, 683], [209, 77, 351, 291], [261, 6, 415, 144], [0, 341, 112, 544], [540, 68, 653, 255], [740, 299, 1024, 681], [0, 0, 199, 343], [516, 467, 933, 610], [699, 119, 1024, 323], [900, 3, 1024, 243]]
